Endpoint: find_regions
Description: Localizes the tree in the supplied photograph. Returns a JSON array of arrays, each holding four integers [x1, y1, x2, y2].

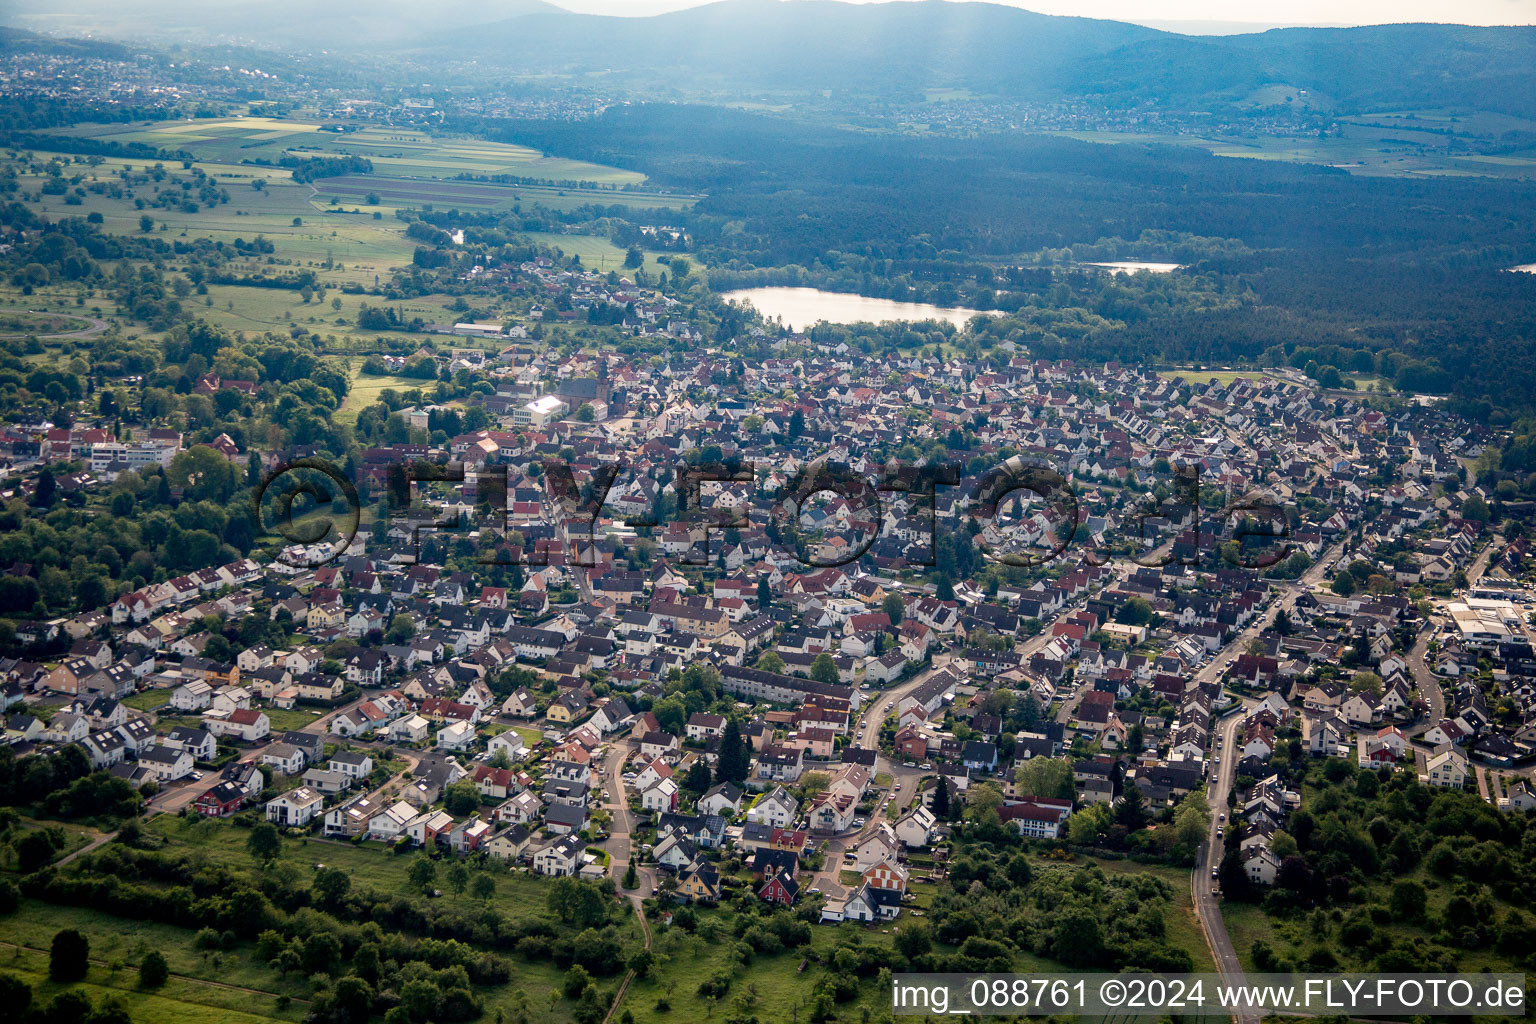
[[684, 759, 711, 795], [139, 950, 168, 988], [331, 976, 374, 1024], [446, 861, 470, 896], [1114, 786, 1149, 831], [931, 777, 951, 820], [15, 829, 60, 873], [408, 856, 436, 893], [1052, 911, 1104, 968], [386, 613, 416, 644], [1014, 757, 1075, 801], [1330, 572, 1357, 597], [757, 577, 773, 609], [1172, 789, 1210, 847], [313, 867, 351, 908], [963, 781, 1003, 823], [247, 822, 281, 864], [800, 771, 831, 799], [622, 859, 638, 890], [715, 718, 749, 784], [443, 780, 481, 816], [755, 650, 785, 673], [32, 466, 57, 509], [564, 964, 594, 999], [628, 948, 656, 979], [1390, 879, 1427, 921], [623, 246, 644, 270], [882, 594, 905, 626], [893, 922, 932, 960], [1117, 597, 1154, 626], [139, 214, 154, 233], [809, 653, 840, 685], [50, 928, 89, 982], [0, 972, 30, 1019], [302, 933, 341, 975]]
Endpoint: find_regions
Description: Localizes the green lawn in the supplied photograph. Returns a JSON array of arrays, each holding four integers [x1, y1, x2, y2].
[[121, 690, 171, 712], [261, 707, 329, 732], [336, 368, 433, 425]]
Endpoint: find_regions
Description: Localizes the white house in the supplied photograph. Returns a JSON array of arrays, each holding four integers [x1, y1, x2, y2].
[[266, 786, 325, 827], [487, 731, 527, 762], [388, 713, 431, 744], [139, 744, 194, 782], [437, 720, 476, 751], [745, 785, 799, 829], [533, 835, 585, 877]]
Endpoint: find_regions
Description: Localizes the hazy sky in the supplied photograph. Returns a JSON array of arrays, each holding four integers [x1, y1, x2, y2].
[[554, 0, 1536, 29]]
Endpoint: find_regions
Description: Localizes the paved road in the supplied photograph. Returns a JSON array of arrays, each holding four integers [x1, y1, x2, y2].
[[600, 738, 653, 896], [1405, 629, 1447, 737], [0, 311, 109, 339], [1194, 699, 1259, 1024]]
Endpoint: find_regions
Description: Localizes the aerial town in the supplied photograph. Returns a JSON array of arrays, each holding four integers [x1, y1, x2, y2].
[[2, 6, 1535, 1022]]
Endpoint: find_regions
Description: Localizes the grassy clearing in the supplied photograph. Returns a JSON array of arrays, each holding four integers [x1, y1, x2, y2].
[[337, 369, 434, 425]]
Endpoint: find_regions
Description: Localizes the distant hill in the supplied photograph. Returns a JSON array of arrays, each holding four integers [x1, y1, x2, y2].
[[414, 0, 1161, 96], [411, 1, 1536, 117], [1063, 23, 1536, 117], [0, 0, 566, 48], [4, 0, 1534, 117]]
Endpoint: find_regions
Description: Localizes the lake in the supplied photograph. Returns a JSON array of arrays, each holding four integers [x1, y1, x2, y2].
[[1082, 261, 1184, 274], [718, 287, 988, 331]]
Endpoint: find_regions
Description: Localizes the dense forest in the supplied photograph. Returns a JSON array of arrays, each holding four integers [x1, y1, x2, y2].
[[481, 105, 1536, 417]]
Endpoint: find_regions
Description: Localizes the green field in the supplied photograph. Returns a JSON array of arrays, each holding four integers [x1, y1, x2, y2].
[[51, 118, 647, 186], [1050, 110, 1536, 180], [336, 369, 433, 425], [521, 232, 680, 280], [1156, 368, 1278, 386]]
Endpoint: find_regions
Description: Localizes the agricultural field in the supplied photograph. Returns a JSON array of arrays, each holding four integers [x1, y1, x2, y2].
[[8, 132, 690, 366], [1049, 109, 1536, 180], [49, 118, 649, 187], [311, 174, 692, 215]]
